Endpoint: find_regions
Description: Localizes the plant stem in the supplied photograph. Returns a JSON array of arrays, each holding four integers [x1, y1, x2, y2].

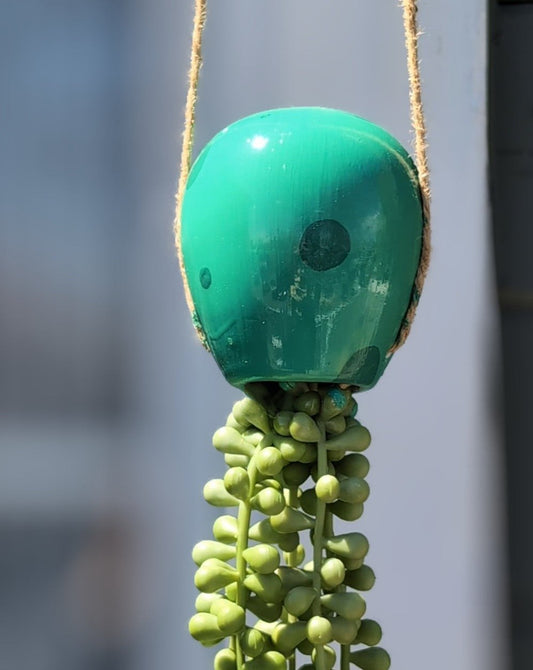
[[234, 496, 250, 669], [326, 492, 348, 670], [341, 643, 351, 670], [324, 508, 333, 544], [312, 423, 328, 670], [234, 437, 264, 669], [287, 486, 299, 670]]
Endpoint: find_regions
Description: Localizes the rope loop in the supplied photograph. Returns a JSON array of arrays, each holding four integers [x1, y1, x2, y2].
[[389, 0, 431, 354], [174, 0, 209, 346], [175, 0, 431, 354]]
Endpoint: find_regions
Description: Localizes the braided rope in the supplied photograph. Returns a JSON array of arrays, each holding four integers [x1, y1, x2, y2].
[[174, 0, 209, 345], [389, 0, 431, 354]]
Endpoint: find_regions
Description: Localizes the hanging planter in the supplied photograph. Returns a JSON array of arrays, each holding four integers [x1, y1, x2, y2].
[[174, 2, 430, 670], [181, 107, 424, 391]]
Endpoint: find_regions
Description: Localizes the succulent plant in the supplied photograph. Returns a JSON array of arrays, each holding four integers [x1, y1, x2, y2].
[[190, 383, 390, 670]]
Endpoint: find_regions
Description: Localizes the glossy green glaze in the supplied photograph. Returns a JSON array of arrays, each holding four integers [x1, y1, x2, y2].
[[181, 107, 423, 390]]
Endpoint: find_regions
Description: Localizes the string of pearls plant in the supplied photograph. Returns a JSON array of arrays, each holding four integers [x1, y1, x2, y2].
[[189, 382, 390, 670]]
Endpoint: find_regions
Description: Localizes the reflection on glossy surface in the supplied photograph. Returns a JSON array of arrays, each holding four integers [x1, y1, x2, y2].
[[181, 107, 423, 390]]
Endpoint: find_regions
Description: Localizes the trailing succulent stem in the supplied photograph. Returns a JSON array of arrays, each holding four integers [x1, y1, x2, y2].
[[190, 382, 390, 670]]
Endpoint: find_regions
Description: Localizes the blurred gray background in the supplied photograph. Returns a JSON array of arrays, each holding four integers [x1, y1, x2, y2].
[[0, 1, 510, 669]]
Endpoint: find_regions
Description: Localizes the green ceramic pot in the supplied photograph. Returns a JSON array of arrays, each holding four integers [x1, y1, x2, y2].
[[181, 107, 423, 390]]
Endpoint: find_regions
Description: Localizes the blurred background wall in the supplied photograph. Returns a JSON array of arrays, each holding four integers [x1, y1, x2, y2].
[[0, 2, 509, 670]]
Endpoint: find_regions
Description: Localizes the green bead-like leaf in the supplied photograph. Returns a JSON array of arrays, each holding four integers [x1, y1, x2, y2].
[[273, 436, 308, 462], [213, 426, 255, 457], [211, 599, 246, 635], [310, 461, 336, 482], [280, 381, 309, 394], [328, 449, 346, 462], [319, 388, 348, 421], [339, 476, 370, 503], [299, 443, 317, 464], [226, 413, 247, 431], [324, 414, 346, 435], [350, 647, 391, 670], [194, 558, 238, 593], [335, 453, 370, 478], [325, 425, 371, 452], [320, 557, 346, 589], [291, 544, 306, 566], [299, 489, 317, 515], [249, 520, 300, 552], [342, 397, 358, 417], [233, 397, 271, 434], [355, 619, 383, 646], [270, 507, 314, 533], [273, 411, 293, 436], [242, 428, 266, 446], [293, 391, 321, 416], [243, 544, 280, 574], [256, 447, 286, 476], [251, 487, 285, 516], [225, 581, 238, 602], [346, 416, 360, 427], [243, 651, 287, 670], [204, 479, 240, 507], [282, 462, 311, 487], [343, 557, 364, 571], [271, 622, 308, 655], [240, 628, 267, 658], [224, 453, 250, 468], [195, 592, 223, 613], [257, 478, 282, 491], [289, 413, 321, 443], [330, 615, 359, 644], [283, 586, 317, 616], [249, 519, 286, 545], [244, 572, 283, 602], [297, 639, 314, 656], [212, 515, 238, 543], [244, 382, 279, 416], [246, 596, 283, 623], [329, 500, 364, 521], [188, 612, 223, 644], [306, 616, 333, 645], [214, 648, 238, 670], [276, 566, 313, 592], [192, 540, 236, 565], [324, 532, 369, 560], [315, 474, 340, 503], [320, 592, 366, 620], [278, 532, 300, 553], [311, 644, 336, 670], [343, 565, 376, 591], [253, 620, 278, 637], [224, 467, 250, 500]]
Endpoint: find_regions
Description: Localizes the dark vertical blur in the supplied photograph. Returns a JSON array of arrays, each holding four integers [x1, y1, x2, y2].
[[490, 2, 533, 668]]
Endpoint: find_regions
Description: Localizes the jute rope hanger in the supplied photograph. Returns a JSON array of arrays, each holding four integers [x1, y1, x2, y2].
[[175, 0, 208, 345], [174, 0, 431, 355]]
